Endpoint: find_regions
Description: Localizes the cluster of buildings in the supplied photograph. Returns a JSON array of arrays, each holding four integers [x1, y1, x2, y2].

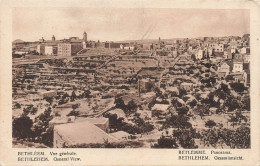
[[142, 35, 250, 87], [12, 33, 250, 148], [13, 32, 141, 57]]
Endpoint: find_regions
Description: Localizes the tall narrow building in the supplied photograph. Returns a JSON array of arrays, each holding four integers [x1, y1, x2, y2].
[[52, 35, 56, 41], [83, 32, 87, 42]]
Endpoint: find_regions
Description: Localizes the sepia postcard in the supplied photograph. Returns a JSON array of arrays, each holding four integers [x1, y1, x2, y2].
[[0, 0, 260, 165]]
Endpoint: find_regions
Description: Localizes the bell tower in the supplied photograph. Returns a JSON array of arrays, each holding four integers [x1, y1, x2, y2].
[[83, 32, 87, 42], [52, 35, 55, 41]]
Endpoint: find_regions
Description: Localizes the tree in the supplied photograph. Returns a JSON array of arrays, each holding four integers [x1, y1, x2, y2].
[[41, 127, 53, 147], [179, 89, 187, 98], [176, 106, 189, 116], [189, 99, 197, 108], [225, 96, 241, 112], [114, 97, 126, 110], [22, 105, 33, 116], [33, 107, 53, 147], [152, 135, 178, 148], [13, 115, 33, 139], [62, 92, 69, 99], [127, 100, 138, 112], [44, 97, 53, 105], [228, 110, 247, 128], [31, 107, 38, 115], [59, 93, 69, 105], [232, 125, 250, 148], [67, 104, 80, 116], [225, 75, 234, 82], [171, 98, 183, 107], [221, 83, 229, 92], [195, 104, 210, 118], [200, 126, 250, 149], [148, 98, 156, 110], [228, 116, 238, 128], [201, 128, 220, 148], [191, 54, 196, 61], [230, 83, 246, 93], [71, 91, 77, 101], [163, 115, 192, 129], [242, 95, 250, 111], [67, 110, 80, 116], [72, 104, 80, 110], [215, 84, 229, 100], [154, 87, 163, 98], [205, 120, 217, 128], [173, 128, 198, 149], [132, 115, 154, 134], [204, 63, 211, 68], [14, 102, 21, 109]]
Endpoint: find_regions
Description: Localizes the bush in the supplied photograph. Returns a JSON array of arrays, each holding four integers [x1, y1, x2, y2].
[[176, 106, 189, 116], [179, 89, 187, 98], [201, 126, 250, 149], [230, 83, 246, 92], [31, 107, 38, 115], [151, 135, 178, 148], [22, 105, 33, 116], [13, 116, 33, 139], [171, 98, 183, 107], [225, 75, 234, 82], [225, 96, 242, 112], [232, 125, 250, 148], [162, 115, 192, 129], [65, 141, 144, 148], [41, 128, 53, 147], [44, 96, 53, 105], [67, 110, 80, 117], [33, 107, 54, 147], [14, 102, 21, 109], [173, 128, 198, 149], [114, 97, 126, 110], [125, 100, 138, 115], [189, 99, 197, 108], [242, 96, 250, 111], [121, 120, 154, 135], [205, 120, 217, 128]]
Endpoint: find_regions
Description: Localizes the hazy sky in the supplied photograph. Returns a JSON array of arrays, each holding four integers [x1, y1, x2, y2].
[[13, 8, 250, 42]]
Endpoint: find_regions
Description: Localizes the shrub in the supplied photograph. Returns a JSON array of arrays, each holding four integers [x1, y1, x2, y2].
[[67, 110, 80, 117], [173, 128, 198, 149], [33, 107, 54, 147], [205, 120, 217, 128], [189, 99, 197, 108], [232, 125, 250, 148], [13, 115, 33, 139], [65, 141, 144, 148], [201, 126, 250, 149], [14, 102, 21, 109], [230, 83, 246, 92], [163, 115, 192, 129], [151, 135, 178, 148]]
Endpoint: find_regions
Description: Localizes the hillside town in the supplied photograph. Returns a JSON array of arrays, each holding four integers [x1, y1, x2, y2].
[[12, 32, 250, 149]]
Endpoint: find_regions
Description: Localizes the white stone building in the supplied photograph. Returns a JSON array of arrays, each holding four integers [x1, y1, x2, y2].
[[45, 46, 54, 56], [195, 49, 203, 60], [58, 43, 71, 57], [233, 62, 243, 73]]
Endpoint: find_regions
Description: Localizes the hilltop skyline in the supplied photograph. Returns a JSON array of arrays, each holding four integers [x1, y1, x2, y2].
[[13, 8, 250, 42]]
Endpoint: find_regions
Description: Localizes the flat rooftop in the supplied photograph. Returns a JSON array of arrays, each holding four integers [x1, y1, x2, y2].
[[54, 121, 118, 146]]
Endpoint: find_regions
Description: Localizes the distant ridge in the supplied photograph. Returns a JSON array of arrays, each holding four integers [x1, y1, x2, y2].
[[114, 35, 243, 43], [12, 39, 25, 44]]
